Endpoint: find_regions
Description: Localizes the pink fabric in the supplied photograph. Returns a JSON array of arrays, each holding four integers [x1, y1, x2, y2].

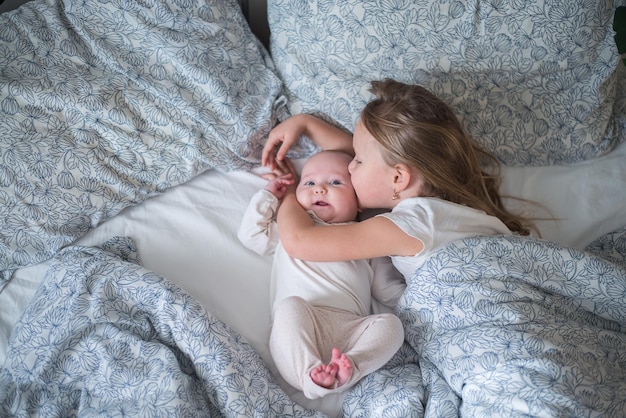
[[269, 296, 404, 399]]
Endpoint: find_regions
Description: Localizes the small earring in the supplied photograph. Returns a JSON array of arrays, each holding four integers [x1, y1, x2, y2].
[[392, 189, 400, 200]]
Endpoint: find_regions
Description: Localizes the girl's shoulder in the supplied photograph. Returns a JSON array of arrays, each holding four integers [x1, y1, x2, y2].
[[393, 196, 488, 217], [382, 196, 510, 237]]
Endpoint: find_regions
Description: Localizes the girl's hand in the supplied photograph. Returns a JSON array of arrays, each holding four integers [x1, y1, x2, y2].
[[263, 114, 354, 170], [263, 115, 310, 170]]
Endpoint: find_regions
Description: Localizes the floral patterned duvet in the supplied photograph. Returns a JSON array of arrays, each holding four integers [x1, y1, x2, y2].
[[2, 233, 625, 417]]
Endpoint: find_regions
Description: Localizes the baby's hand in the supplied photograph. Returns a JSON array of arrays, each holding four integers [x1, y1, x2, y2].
[[265, 173, 295, 200], [264, 158, 299, 199]]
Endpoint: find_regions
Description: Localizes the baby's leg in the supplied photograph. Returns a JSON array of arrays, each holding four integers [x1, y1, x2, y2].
[[270, 296, 334, 397], [344, 313, 404, 379], [271, 299, 402, 398], [311, 312, 403, 394]]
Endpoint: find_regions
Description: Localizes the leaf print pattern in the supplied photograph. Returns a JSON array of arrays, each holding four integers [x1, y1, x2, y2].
[[0, 0, 292, 289], [0, 237, 320, 417], [342, 343, 426, 417], [2, 232, 625, 416], [268, 0, 626, 167], [586, 225, 626, 268], [394, 234, 626, 417]]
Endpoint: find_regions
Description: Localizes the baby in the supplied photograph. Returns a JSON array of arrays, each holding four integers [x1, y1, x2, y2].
[[238, 150, 405, 399]]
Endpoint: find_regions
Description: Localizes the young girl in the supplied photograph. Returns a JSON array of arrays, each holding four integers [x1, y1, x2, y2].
[[262, 79, 534, 275]]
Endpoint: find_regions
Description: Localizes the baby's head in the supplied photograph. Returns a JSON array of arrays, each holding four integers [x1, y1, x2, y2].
[[296, 150, 358, 223]]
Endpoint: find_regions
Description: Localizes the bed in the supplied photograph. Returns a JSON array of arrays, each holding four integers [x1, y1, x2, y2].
[[1, 0, 625, 416]]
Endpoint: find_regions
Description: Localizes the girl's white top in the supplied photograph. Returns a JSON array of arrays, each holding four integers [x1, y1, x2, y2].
[[377, 197, 512, 279]]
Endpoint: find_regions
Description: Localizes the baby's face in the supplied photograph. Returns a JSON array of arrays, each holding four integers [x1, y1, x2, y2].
[[296, 152, 359, 223]]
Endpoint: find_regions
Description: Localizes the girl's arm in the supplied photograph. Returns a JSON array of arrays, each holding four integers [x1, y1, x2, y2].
[[263, 114, 354, 170], [276, 192, 423, 262]]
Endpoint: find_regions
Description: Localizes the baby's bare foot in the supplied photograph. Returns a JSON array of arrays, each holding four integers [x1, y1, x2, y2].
[[310, 363, 339, 388], [330, 347, 353, 387]]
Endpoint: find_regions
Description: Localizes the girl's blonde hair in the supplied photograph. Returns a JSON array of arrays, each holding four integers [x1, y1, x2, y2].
[[361, 79, 535, 236]]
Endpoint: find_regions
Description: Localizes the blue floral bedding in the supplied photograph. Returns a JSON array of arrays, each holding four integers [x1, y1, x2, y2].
[[2, 0, 626, 415], [0, 0, 293, 289], [0, 237, 321, 417], [345, 235, 626, 417], [269, 0, 626, 167], [2, 234, 625, 417]]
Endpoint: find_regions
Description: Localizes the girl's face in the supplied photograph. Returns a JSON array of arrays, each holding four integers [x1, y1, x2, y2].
[[348, 121, 397, 209]]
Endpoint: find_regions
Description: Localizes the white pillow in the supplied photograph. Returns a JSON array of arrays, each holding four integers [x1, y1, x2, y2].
[[269, 0, 626, 166]]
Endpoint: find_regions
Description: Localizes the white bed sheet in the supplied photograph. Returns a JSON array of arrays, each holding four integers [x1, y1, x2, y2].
[[501, 139, 626, 248], [1, 140, 625, 416]]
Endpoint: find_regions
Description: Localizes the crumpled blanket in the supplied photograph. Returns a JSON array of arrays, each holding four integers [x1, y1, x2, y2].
[[3, 234, 626, 417], [0, 237, 322, 417], [344, 234, 626, 417]]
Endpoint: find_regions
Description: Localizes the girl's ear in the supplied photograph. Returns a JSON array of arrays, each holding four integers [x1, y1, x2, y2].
[[392, 163, 413, 192]]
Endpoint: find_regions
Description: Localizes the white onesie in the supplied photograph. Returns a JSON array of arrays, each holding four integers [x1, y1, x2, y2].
[[237, 189, 405, 399]]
